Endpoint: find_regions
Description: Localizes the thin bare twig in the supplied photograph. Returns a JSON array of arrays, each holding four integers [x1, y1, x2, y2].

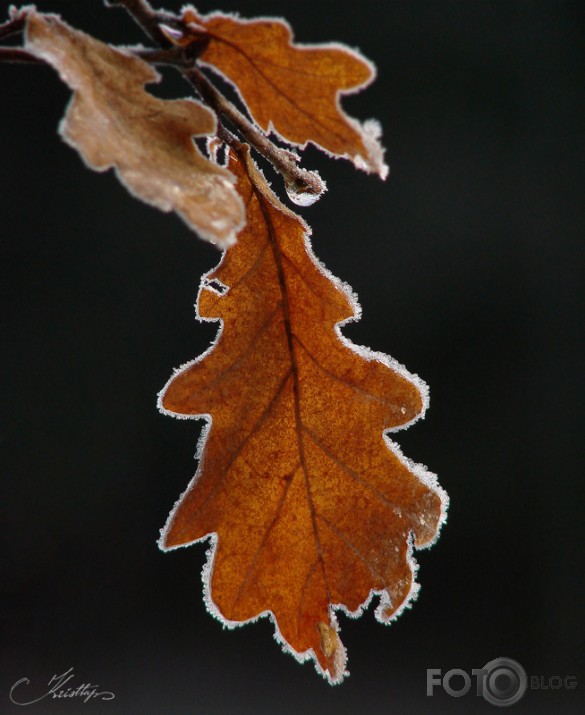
[[0, 47, 44, 64], [133, 46, 186, 64], [106, 0, 175, 46], [185, 65, 325, 198]]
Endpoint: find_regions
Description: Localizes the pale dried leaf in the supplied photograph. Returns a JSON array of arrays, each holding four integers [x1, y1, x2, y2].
[[25, 12, 245, 247]]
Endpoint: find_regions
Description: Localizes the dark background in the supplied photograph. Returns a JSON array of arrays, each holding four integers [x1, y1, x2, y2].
[[1, 1, 583, 713]]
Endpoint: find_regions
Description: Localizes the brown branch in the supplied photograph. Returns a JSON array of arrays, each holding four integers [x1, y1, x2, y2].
[[185, 65, 325, 198], [0, 47, 44, 64], [133, 46, 185, 65], [105, 0, 176, 46]]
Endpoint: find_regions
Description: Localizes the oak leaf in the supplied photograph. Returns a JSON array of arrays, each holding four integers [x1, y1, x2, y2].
[[159, 146, 447, 683], [24, 12, 245, 248], [181, 7, 388, 178]]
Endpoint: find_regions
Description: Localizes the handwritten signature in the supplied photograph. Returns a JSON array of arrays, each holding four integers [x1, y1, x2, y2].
[[10, 667, 115, 706]]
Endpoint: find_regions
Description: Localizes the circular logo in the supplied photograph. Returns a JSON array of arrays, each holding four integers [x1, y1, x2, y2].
[[481, 657, 527, 707]]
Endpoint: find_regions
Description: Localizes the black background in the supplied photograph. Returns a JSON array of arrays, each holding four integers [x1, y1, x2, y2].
[[1, 1, 584, 713]]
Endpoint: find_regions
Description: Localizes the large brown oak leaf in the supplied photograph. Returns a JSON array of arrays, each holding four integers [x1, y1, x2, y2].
[[159, 146, 447, 683]]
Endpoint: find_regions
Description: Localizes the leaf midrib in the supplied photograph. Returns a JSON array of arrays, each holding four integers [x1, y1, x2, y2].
[[254, 180, 333, 608]]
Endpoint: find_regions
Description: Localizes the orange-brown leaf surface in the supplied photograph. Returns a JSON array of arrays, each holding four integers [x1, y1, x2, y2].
[[159, 147, 447, 682], [181, 7, 388, 177], [24, 12, 245, 248]]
